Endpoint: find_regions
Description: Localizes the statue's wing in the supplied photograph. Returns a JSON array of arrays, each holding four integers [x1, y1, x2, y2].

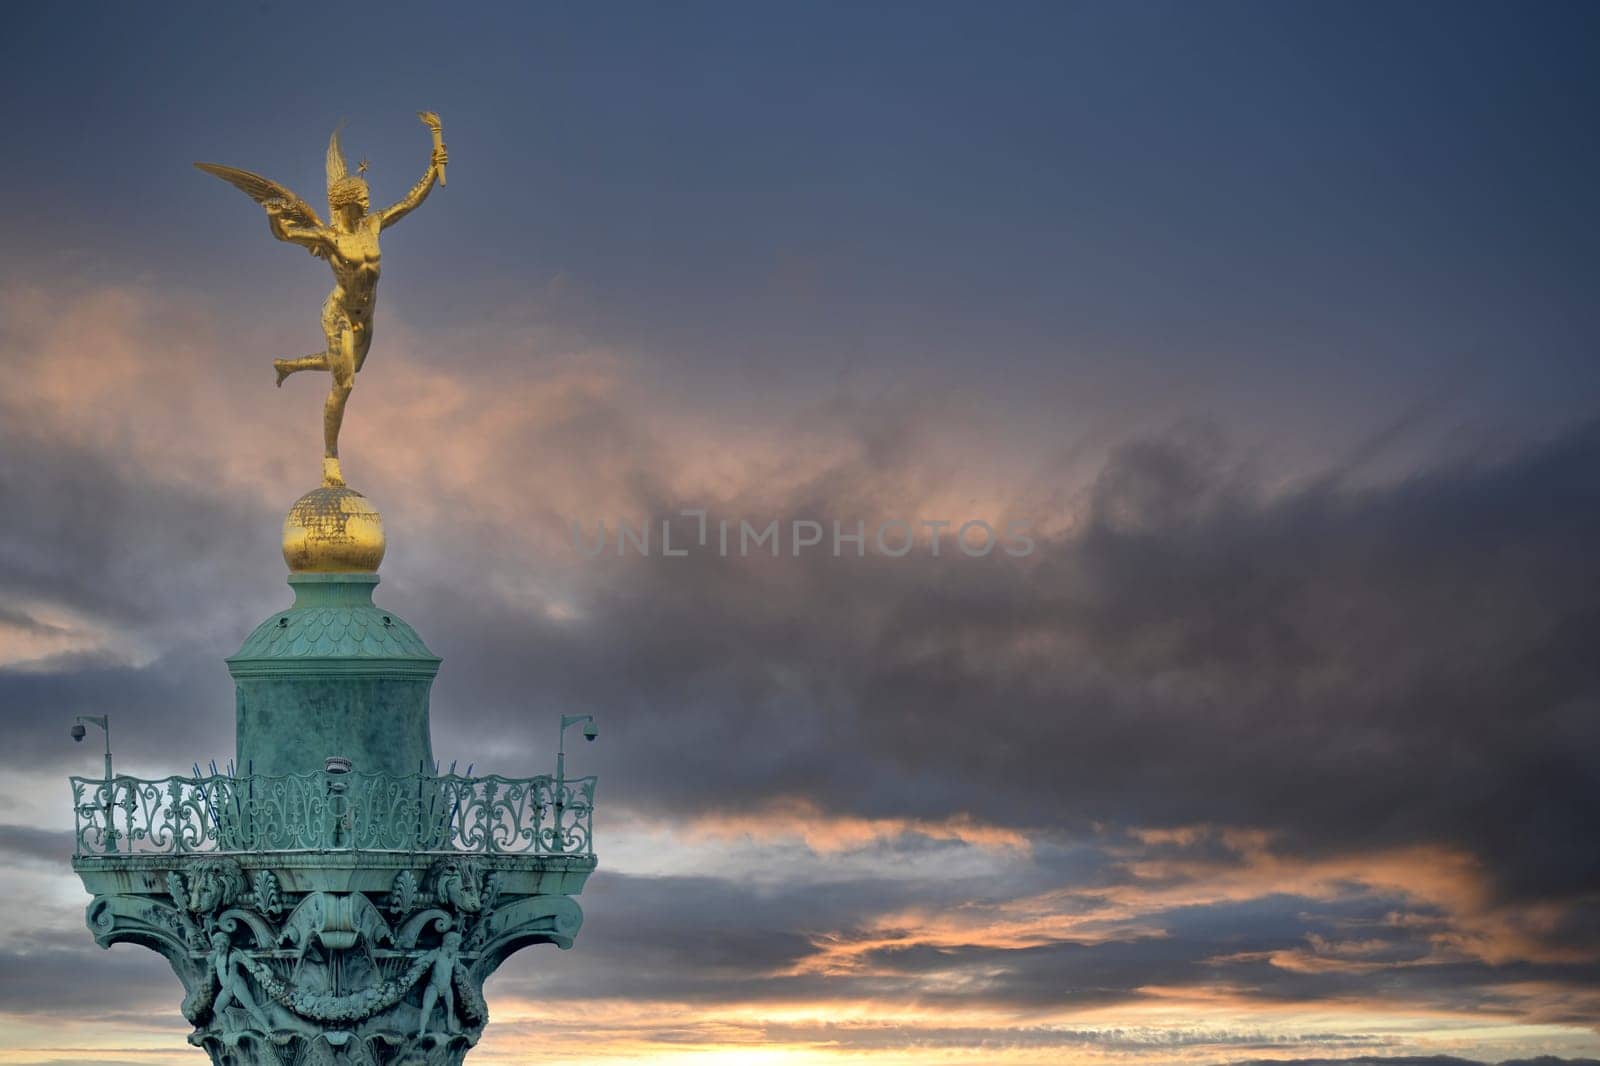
[[194, 163, 325, 229], [326, 124, 349, 193]]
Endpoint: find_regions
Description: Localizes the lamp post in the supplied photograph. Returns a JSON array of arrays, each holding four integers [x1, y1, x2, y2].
[[71, 715, 115, 852], [73, 714, 113, 781], [554, 714, 597, 853]]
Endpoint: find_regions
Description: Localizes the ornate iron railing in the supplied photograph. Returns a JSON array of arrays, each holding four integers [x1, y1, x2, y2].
[[70, 771, 595, 857]]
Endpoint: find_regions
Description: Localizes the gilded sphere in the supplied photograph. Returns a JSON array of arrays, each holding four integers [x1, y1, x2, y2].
[[282, 485, 386, 573]]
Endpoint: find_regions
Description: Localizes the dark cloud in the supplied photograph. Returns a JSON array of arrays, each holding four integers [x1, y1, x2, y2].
[[0, 824, 73, 865], [0, 941, 183, 1016], [484, 868, 1596, 1028], [751, 1024, 1399, 1054], [0, 422, 277, 775], [0, 648, 235, 775], [0, 425, 283, 634], [4, 1, 1600, 1055], [490, 869, 980, 1006], [0, 605, 69, 635], [5, 377, 1599, 1042], [409, 414, 1600, 918]]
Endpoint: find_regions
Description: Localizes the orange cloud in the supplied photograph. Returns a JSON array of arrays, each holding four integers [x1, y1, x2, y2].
[[777, 823, 1598, 1011], [0, 277, 1050, 574], [654, 796, 1031, 856]]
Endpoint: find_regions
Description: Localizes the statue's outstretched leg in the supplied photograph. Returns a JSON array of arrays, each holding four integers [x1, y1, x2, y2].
[[274, 352, 328, 388]]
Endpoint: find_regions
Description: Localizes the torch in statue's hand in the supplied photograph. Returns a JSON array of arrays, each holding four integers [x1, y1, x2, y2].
[[418, 111, 447, 187]]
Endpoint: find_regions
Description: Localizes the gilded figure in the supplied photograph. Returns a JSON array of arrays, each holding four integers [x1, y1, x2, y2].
[[196, 113, 448, 485]]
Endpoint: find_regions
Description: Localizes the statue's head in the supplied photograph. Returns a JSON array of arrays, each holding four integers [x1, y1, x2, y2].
[[326, 125, 369, 224], [210, 930, 230, 950], [443, 931, 463, 950], [329, 175, 370, 220]]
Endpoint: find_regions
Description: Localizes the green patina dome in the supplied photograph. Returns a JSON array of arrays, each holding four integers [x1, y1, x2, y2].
[[227, 573, 438, 667], [233, 603, 434, 660]]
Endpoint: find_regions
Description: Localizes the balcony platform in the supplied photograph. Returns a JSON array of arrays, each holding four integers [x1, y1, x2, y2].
[[70, 770, 598, 1065]]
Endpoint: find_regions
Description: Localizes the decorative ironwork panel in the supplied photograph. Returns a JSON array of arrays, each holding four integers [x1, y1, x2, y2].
[[71, 772, 596, 857]]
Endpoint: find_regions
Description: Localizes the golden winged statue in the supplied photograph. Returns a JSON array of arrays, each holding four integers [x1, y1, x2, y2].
[[196, 113, 448, 486]]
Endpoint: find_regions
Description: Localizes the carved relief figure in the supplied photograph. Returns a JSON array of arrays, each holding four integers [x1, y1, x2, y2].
[[210, 930, 274, 1034], [417, 931, 463, 1037]]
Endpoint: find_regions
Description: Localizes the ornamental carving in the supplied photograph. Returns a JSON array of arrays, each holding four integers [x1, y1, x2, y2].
[[83, 855, 585, 1066]]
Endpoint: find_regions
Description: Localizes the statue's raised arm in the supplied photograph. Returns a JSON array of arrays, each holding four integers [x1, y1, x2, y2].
[[379, 112, 449, 230]]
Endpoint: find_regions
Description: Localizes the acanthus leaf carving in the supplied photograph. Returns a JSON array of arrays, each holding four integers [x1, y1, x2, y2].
[[245, 869, 283, 918], [389, 868, 419, 916]]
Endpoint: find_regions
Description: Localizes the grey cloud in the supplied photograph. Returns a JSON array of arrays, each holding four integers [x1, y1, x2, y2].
[[0, 425, 283, 633], [5, 385, 1599, 1030], [756, 1022, 1397, 1053], [0, 605, 69, 635], [0, 824, 73, 865], [419, 413, 1600, 919], [0, 941, 182, 1015], [486, 869, 1593, 1023], [0, 648, 235, 776]]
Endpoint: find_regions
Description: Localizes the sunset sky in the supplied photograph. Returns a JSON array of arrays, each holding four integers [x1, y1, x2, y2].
[[3, 2, 1599, 1064]]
